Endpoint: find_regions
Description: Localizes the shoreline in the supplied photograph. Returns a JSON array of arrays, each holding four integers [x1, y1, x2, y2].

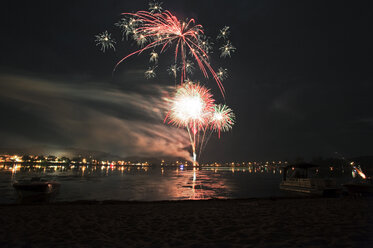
[[1, 197, 372, 247], [2, 195, 318, 206]]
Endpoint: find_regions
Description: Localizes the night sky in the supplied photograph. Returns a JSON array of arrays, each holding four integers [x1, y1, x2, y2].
[[1, 0, 372, 162]]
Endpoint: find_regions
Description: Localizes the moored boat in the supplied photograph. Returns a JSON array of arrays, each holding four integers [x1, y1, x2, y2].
[[280, 163, 341, 197], [343, 178, 373, 196], [13, 177, 60, 202]]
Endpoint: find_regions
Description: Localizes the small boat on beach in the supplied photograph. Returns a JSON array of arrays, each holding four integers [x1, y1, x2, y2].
[[280, 163, 341, 197], [13, 177, 60, 202]]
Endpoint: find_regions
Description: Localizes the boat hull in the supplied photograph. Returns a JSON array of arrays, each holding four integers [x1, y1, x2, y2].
[[280, 183, 340, 197], [343, 183, 373, 196], [13, 181, 60, 203]]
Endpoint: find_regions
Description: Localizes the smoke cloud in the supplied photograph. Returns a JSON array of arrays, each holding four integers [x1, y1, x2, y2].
[[0, 73, 191, 160]]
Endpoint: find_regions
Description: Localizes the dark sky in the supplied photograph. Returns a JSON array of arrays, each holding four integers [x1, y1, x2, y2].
[[1, 0, 372, 162]]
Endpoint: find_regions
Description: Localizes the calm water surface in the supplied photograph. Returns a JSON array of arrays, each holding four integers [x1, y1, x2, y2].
[[0, 165, 287, 204]]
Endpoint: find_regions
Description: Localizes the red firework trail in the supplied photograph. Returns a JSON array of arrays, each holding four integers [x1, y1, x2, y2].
[[114, 10, 226, 95]]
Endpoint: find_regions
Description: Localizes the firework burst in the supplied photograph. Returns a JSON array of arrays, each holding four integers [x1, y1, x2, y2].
[[185, 60, 195, 76], [96, 2, 237, 163], [165, 82, 215, 164], [149, 1, 163, 13], [95, 31, 116, 52], [115, 18, 136, 40], [165, 82, 235, 163], [145, 66, 157, 79], [217, 26, 230, 40], [112, 9, 231, 95], [135, 33, 148, 47], [166, 82, 214, 132], [198, 35, 214, 54], [216, 67, 228, 81], [211, 104, 235, 138], [98, 2, 237, 96], [149, 51, 159, 63], [220, 41, 236, 58], [167, 64, 178, 78]]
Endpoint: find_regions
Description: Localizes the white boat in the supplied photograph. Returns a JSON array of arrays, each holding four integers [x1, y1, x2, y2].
[[280, 163, 341, 196]]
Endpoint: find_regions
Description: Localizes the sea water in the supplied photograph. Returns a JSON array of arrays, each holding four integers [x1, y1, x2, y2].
[[0, 165, 289, 204]]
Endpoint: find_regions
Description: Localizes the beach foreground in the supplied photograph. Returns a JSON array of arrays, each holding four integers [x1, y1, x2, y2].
[[1, 197, 372, 247]]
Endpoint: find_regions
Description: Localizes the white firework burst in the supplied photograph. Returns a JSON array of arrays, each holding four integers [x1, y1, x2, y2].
[[216, 67, 228, 81], [95, 31, 116, 52], [145, 66, 157, 79], [135, 33, 148, 47], [167, 64, 178, 78], [219, 41, 236, 58], [217, 26, 230, 40], [199, 35, 214, 54], [115, 18, 135, 40], [149, 51, 159, 63], [148, 1, 163, 13], [128, 18, 138, 27], [185, 60, 195, 75]]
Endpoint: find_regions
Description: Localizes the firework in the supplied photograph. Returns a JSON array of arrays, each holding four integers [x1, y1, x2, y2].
[[145, 66, 157, 79], [166, 82, 215, 165], [95, 31, 116, 52], [216, 67, 228, 81], [98, 2, 237, 93], [149, 51, 159, 63], [185, 60, 195, 76], [220, 41, 236, 58], [217, 26, 230, 40], [167, 64, 178, 78], [113, 9, 227, 94], [96, 2, 237, 163], [167, 82, 214, 131], [135, 33, 149, 47], [165, 82, 234, 163], [115, 18, 136, 40], [198, 35, 214, 55], [211, 104, 235, 138], [149, 1, 163, 13]]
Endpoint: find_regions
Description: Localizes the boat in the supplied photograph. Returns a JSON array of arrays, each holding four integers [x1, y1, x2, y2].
[[343, 178, 373, 196], [13, 177, 60, 202], [280, 163, 341, 197]]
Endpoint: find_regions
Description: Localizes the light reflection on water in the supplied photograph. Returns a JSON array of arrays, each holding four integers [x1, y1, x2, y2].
[[0, 164, 285, 204]]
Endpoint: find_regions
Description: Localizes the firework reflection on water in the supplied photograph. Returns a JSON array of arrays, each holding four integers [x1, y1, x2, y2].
[[0, 164, 287, 203]]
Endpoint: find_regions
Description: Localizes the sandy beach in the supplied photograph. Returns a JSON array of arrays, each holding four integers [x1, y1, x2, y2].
[[0, 197, 372, 247]]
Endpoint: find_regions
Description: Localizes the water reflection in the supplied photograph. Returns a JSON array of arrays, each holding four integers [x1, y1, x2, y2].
[[0, 164, 290, 204]]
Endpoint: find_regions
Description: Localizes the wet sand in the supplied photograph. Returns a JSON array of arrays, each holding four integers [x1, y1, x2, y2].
[[0, 197, 372, 247]]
